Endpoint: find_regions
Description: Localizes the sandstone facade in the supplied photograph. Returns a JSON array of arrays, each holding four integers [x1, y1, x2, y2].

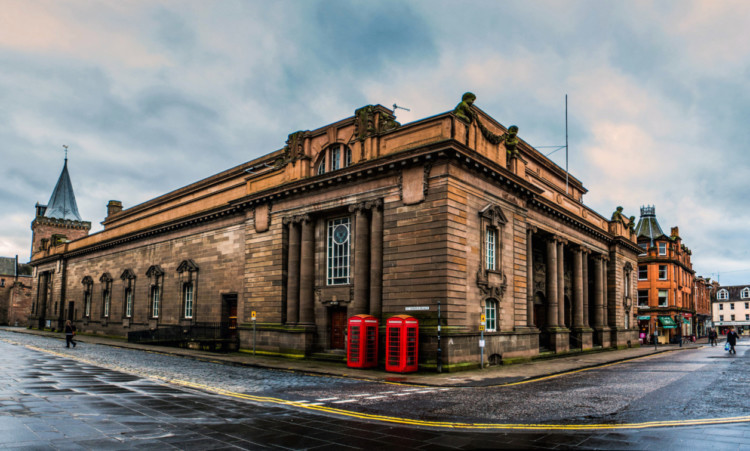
[[29, 98, 641, 370]]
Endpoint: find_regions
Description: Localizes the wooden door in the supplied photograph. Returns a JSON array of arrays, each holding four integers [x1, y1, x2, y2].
[[330, 308, 347, 349]]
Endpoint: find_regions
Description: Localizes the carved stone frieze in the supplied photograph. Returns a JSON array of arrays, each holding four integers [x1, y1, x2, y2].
[[354, 105, 400, 141], [477, 269, 507, 299]]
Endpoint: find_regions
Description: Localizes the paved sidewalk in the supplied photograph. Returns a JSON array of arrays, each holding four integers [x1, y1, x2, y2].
[[1, 326, 710, 387]]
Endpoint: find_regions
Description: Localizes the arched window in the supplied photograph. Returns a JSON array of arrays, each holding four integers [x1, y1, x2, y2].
[[741, 287, 750, 299], [485, 299, 498, 332], [717, 289, 729, 300], [146, 265, 164, 319], [100, 273, 113, 318], [121, 269, 136, 319], [316, 144, 352, 175], [81, 276, 93, 318]]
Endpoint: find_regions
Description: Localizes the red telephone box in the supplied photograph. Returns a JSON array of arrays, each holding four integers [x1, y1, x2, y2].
[[347, 314, 379, 369], [385, 315, 419, 373]]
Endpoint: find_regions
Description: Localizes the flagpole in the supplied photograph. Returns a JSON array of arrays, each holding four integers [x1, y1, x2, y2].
[[565, 95, 569, 194]]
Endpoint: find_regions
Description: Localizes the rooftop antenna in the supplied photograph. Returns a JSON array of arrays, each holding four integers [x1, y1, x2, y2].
[[63, 144, 68, 161], [392, 103, 410, 115]]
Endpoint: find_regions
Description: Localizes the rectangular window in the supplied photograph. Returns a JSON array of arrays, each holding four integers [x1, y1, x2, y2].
[[327, 217, 351, 285], [658, 242, 667, 255], [731, 314, 735, 321], [746, 314, 749, 321], [638, 290, 649, 307], [125, 289, 133, 318], [485, 227, 496, 271], [103, 290, 110, 317], [638, 265, 648, 280], [746, 303, 749, 309], [331, 146, 341, 170], [151, 286, 160, 318], [183, 283, 194, 319], [731, 303, 735, 310], [485, 300, 497, 332], [658, 289, 668, 307], [719, 304, 724, 310], [0, 279, 4, 287], [85, 292, 91, 317], [658, 265, 667, 280], [344, 146, 352, 167], [720, 315, 724, 321]]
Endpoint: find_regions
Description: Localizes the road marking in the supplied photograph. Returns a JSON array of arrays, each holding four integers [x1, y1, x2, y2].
[[364, 396, 387, 400], [315, 397, 339, 401], [331, 399, 358, 404], [7, 337, 750, 431], [348, 393, 372, 397]]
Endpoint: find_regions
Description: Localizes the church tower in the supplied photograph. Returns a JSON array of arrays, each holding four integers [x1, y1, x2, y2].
[[30, 154, 91, 257]]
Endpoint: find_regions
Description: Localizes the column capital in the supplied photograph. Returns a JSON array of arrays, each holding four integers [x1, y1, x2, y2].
[[348, 202, 367, 214], [527, 225, 538, 234], [364, 199, 383, 211]]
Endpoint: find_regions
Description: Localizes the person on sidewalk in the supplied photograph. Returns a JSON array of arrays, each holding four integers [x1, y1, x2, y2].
[[726, 327, 739, 354], [64, 320, 77, 348], [709, 329, 717, 346]]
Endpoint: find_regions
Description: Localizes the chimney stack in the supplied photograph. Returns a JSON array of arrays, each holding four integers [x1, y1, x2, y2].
[[107, 200, 123, 217]]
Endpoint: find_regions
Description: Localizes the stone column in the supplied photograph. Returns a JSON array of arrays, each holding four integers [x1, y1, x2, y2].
[[299, 216, 315, 325], [351, 204, 370, 315], [573, 246, 584, 328], [527, 227, 536, 327], [593, 255, 604, 327], [582, 250, 589, 327], [369, 201, 383, 318], [602, 257, 609, 327], [557, 240, 566, 328], [285, 219, 301, 325], [546, 236, 558, 327]]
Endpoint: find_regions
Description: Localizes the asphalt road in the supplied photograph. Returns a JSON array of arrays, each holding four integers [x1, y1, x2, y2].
[[1, 330, 749, 450]]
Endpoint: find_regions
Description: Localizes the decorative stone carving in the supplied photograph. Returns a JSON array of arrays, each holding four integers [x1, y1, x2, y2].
[[277, 130, 310, 168], [176, 259, 199, 273], [611, 206, 625, 223], [354, 105, 400, 141], [452, 92, 477, 124], [477, 269, 507, 299]]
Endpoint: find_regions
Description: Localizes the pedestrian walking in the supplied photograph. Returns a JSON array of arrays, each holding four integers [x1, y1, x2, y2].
[[726, 328, 739, 354], [64, 320, 77, 348], [709, 329, 717, 346]]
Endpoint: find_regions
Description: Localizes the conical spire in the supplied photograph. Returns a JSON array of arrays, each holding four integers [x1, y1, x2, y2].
[[634, 205, 665, 247], [44, 158, 82, 221]]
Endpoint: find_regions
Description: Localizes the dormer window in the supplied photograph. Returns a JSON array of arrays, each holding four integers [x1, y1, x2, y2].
[[316, 144, 352, 175], [741, 287, 750, 299], [717, 289, 729, 300]]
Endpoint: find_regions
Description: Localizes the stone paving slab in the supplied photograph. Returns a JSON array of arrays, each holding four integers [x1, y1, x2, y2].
[[0, 326, 710, 387]]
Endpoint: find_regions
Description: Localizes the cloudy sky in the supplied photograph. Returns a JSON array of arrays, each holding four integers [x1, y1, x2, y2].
[[2, 0, 749, 284]]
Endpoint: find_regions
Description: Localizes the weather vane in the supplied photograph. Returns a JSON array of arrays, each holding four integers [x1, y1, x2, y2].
[[63, 144, 68, 160]]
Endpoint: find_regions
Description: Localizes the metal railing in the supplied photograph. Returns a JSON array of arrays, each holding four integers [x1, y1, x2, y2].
[[127, 322, 238, 352]]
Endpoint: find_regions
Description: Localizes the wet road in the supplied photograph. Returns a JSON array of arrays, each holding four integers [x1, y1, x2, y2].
[[1, 330, 749, 449]]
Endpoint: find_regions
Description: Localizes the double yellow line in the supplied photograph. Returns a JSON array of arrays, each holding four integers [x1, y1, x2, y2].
[[9, 339, 749, 431]]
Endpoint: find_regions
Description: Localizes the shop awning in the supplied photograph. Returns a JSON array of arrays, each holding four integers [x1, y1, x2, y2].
[[659, 316, 677, 328], [638, 316, 651, 320]]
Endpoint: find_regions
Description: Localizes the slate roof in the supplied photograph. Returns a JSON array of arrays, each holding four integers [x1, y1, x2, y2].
[[634, 205, 666, 246], [44, 159, 82, 221], [714, 285, 750, 302], [0, 257, 30, 277]]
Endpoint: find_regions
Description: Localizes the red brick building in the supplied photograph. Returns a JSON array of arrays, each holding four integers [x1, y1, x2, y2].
[[29, 94, 641, 370], [634, 207, 696, 343]]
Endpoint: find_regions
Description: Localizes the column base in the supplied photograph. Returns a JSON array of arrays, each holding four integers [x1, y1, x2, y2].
[[594, 326, 612, 348], [610, 327, 638, 348], [546, 327, 570, 353], [571, 327, 594, 350]]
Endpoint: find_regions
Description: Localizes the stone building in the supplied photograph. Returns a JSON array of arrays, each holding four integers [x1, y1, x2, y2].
[[693, 276, 715, 337], [0, 256, 32, 326], [634, 207, 696, 343], [29, 94, 640, 370]]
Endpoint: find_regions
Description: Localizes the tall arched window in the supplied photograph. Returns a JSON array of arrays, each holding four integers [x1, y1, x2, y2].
[[81, 276, 93, 318], [121, 269, 136, 319], [316, 144, 352, 175], [100, 273, 113, 318]]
